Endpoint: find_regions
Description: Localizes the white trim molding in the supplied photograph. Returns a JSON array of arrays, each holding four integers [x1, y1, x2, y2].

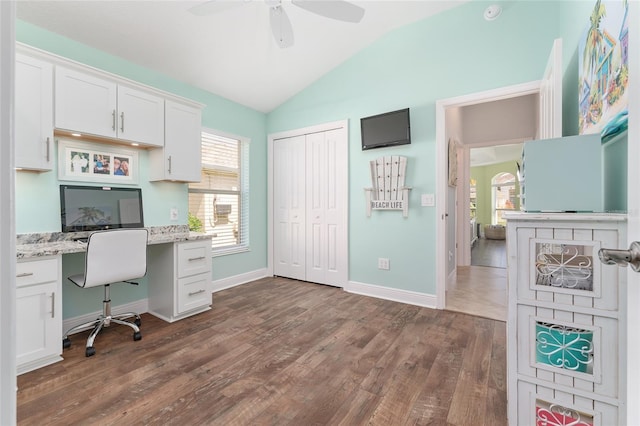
[[0, 2, 16, 424], [211, 268, 269, 293], [345, 281, 437, 309]]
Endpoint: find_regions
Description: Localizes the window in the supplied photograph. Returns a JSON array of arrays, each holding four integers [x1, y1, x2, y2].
[[491, 172, 516, 226], [188, 129, 249, 255]]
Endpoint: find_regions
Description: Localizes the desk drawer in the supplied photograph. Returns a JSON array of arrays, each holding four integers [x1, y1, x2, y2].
[[177, 273, 211, 314], [177, 241, 211, 278], [16, 258, 58, 288]]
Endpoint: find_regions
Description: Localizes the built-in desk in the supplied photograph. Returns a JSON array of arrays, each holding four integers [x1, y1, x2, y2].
[[15, 225, 213, 374]]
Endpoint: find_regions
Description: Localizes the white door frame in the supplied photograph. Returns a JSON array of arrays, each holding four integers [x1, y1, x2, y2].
[[0, 1, 16, 423], [435, 81, 540, 309], [267, 119, 349, 284]]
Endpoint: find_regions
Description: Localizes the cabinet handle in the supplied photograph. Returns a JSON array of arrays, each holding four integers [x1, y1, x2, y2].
[[112, 110, 116, 131], [120, 112, 125, 133], [188, 256, 206, 262], [51, 292, 55, 318], [45, 137, 50, 162], [168, 155, 172, 174], [188, 289, 206, 296], [16, 272, 34, 278]]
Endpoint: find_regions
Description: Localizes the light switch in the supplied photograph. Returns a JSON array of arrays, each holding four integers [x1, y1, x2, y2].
[[421, 193, 435, 207], [170, 207, 179, 221]]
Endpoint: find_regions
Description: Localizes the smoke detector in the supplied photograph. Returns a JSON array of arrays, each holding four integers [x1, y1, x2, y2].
[[484, 4, 502, 21]]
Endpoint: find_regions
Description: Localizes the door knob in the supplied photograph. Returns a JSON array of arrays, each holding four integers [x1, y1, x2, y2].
[[598, 241, 640, 272]]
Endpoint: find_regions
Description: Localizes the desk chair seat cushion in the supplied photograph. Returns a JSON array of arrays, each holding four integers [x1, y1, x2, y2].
[[71, 228, 148, 288]]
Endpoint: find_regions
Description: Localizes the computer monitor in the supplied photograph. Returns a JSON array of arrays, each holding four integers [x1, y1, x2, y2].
[[60, 184, 144, 232]]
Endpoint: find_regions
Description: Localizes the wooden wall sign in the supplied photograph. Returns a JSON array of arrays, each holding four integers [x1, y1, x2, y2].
[[364, 155, 411, 217]]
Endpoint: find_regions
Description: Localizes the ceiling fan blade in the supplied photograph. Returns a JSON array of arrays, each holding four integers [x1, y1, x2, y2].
[[189, 0, 246, 16], [291, 0, 365, 23], [269, 5, 294, 48]]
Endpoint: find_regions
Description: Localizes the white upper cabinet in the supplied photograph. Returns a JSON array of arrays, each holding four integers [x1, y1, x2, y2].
[[15, 54, 54, 171], [116, 85, 164, 146], [149, 100, 202, 182], [54, 66, 164, 147]]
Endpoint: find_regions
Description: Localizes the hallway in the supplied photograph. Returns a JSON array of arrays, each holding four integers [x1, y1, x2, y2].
[[446, 237, 508, 322]]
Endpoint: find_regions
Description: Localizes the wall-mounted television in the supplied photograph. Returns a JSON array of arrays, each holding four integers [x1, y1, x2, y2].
[[361, 108, 411, 150], [60, 185, 144, 232]]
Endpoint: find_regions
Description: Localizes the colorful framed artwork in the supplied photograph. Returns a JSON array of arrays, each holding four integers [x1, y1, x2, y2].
[[578, 0, 629, 137], [58, 139, 139, 184]]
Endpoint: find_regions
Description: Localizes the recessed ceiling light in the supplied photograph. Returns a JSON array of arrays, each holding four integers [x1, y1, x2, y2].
[[71, 132, 82, 137], [484, 4, 502, 21], [131, 143, 139, 146]]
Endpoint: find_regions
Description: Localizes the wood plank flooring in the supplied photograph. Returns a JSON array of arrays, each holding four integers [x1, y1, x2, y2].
[[471, 238, 507, 269], [17, 277, 506, 425]]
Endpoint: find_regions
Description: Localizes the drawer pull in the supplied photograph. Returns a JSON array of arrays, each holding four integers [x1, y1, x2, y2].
[[188, 289, 206, 296], [188, 256, 206, 262], [51, 293, 55, 318], [16, 272, 34, 278]]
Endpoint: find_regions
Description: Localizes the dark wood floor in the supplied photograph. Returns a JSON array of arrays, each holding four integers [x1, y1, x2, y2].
[[17, 277, 507, 425], [471, 238, 507, 269]]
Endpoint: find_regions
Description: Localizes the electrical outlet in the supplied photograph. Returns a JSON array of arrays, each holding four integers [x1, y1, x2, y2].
[[378, 258, 390, 270], [170, 207, 178, 221]]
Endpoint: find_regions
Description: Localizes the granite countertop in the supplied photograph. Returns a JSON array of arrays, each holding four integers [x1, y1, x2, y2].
[[16, 225, 211, 259]]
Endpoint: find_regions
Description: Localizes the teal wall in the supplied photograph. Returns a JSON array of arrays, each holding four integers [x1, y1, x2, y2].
[[471, 161, 520, 228], [16, 1, 618, 316], [16, 21, 268, 318], [267, 1, 580, 294]]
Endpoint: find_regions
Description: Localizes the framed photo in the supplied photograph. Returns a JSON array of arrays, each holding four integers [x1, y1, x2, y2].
[[58, 139, 139, 184]]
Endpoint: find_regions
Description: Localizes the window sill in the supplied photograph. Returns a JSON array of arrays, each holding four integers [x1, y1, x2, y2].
[[211, 245, 250, 258]]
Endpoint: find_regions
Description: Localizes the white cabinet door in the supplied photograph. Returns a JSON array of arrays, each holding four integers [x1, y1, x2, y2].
[[117, 85, 164, 147], [149, 100, 202, 182], [16, 257, 62, 374], [15, 54, 53, 171], [55, 66, 117, 138]]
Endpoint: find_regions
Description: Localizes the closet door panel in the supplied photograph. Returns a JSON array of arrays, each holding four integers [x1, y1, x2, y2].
[[306, 129, 347, 286], [273, 135, 306, 280], [306, 132, 328, 284]]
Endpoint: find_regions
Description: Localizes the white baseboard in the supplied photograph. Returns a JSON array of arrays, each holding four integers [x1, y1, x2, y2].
[[345, 280, 437, 309], [63, 299, 149, 335], [211, 268, 269, 293]]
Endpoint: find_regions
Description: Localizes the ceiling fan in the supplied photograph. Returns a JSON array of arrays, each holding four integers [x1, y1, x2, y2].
[[189, 0, 365, 48]]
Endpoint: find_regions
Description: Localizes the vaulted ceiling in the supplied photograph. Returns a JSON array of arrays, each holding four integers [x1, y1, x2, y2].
[[16, 1, 468, 113]]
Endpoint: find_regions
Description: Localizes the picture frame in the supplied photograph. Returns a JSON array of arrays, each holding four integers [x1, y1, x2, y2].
[[58, 139, 139, 184]]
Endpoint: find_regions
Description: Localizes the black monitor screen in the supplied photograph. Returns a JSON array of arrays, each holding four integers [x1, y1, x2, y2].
[[361, 108, 411, 150], [60, 185, 144, 232]]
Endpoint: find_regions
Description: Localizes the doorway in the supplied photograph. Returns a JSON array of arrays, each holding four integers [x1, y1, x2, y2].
[[435, 82, 542, 320]]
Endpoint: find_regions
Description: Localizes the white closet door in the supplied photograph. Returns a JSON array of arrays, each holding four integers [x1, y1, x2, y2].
[[305, 129, 348, 287], [273, 135, 306, 280]]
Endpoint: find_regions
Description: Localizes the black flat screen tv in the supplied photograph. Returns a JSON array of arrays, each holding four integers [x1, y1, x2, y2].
[[361, 108, 411, 150], [60, 185, 144, 232]]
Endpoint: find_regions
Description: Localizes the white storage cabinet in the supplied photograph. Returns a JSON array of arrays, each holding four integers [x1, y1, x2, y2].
[[147, 240, 212, 322], [16, 256, 63, 374], [506, 213, 626, 426], [15, 53, 54, 171], [148, 100, 202, 182], [55, 66, 164, 147]]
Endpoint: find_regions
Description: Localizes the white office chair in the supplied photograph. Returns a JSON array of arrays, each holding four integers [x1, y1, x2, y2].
[[62, 228, 148, 357]]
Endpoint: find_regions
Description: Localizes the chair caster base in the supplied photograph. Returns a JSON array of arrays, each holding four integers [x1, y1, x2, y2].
[[62, 337, 71, 349], [135, 317, 141, 327], [85, 346, 96, 357], [133, 331, 142, 341]]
